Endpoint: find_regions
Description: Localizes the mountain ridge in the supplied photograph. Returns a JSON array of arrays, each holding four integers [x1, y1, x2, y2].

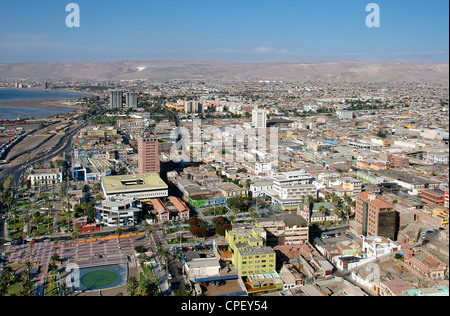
[[0, 60, 448, 82]]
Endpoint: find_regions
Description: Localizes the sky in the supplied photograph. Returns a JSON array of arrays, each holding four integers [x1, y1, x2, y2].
[[0, 0, 448, 63]]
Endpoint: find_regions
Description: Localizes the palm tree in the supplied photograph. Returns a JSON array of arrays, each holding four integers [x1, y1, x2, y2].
[[127, 276, 139, 296], [318, 205, 327, 221], [72, 225, 82, 256], [60, 282, 68, 297], [115, 227, 123, 250]]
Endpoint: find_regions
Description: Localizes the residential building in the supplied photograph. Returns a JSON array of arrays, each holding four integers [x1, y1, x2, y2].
[[362, 236, 401, 258], [423, 152, 449, 165], [125, 92, 138, 109], [137, 129, 159, 174], [245, 273, 284, 295], [225, 226, 277, 277], [387, 154, 409, 169], [252, 108, 267, 129], [342, 177, 362, 197], [298, 202, 340, 224], [109, 90, 123, 109], [234, 245, 277, 277], [403, 249, 447, 280], [336, 110, 354, 120], [256, 213, 309, 246], [420, 189, 446, 206], [351, 192, 399, 240]]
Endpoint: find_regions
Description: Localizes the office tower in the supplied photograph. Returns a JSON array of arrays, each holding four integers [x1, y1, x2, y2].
[[125, 92, 138, 109], [110, 90, 123, 109], [137, 130, 159, 174], [352, 192, 399, 240], [252, 108, 267, 128]]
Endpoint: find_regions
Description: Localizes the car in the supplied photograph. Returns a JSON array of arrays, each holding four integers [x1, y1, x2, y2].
[[168, 273, 173, 280]]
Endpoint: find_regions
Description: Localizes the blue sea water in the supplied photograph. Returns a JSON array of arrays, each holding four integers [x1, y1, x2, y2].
[[0, 88, 87, 120]]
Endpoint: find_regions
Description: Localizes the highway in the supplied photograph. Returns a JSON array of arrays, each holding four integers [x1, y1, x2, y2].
[[0, 118, 91, 185]]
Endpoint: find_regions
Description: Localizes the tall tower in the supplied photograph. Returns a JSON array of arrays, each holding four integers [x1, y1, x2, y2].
[[137, 130, 159, 174], [125, 92, 138, 109], [252, 107, 267, 128], [110, 90, 123, 109]]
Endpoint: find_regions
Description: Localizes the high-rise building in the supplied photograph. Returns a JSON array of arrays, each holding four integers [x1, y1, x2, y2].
[[184, 100, 203, 114], [110, 90, 123, 109], [252, 108, 267, 128], [137, 130, 159, 174], [125, 92, 138, 109], [352, 192, 399, 240]]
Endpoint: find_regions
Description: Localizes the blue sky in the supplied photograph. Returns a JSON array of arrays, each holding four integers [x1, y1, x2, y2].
[[0, 0, 448, 63]]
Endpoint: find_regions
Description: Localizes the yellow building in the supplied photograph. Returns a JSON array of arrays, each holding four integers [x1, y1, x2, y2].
[[432, 207, 449, 228], [356, 161, 370, 169], [370, 162, 388, 171], [342, 177, 362, 197], [225, 227, 276, 277]]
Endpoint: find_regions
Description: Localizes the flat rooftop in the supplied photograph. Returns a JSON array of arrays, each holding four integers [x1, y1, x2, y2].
[[102, 173, 168, 193]]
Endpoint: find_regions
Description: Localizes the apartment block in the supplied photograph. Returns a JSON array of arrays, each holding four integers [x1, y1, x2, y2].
[[342, 177, 362, 197], [225, 227, 276, 277], [387, 154, 409, 169], [256, 213, 309, 246], [420, 189, 446, 206]]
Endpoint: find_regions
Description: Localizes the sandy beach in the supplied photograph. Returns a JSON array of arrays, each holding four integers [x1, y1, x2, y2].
[[0, 98, 82, 109]]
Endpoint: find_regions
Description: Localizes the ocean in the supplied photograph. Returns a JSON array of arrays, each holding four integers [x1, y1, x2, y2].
[[0, 88, 87, 120]]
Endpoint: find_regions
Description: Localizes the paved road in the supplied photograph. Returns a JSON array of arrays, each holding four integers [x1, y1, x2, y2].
[[0, 117, 92, 184]]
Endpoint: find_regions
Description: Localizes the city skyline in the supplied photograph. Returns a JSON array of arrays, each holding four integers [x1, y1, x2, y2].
[[0, 0, 448, 63]]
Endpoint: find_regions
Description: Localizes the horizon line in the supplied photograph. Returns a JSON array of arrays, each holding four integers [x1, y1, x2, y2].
[[1, 58, 449, 65]]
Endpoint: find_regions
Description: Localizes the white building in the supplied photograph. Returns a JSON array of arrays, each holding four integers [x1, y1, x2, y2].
[[96, 195, 141, 227], [28, 168, 63, 186], [362, 236, 401, 259], [250, 180, 274, 197], [336, 110, 354, 120], [252, 108, 267, 129], [264, 170, 317, 210], [424, 152, 449, 165], [184, 257, 222, 282], [271, 170, 311, 192]]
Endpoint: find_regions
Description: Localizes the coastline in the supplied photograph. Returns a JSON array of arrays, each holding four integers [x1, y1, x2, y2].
[[0, 87, 93, 109], [0, 98, 82, 109]]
